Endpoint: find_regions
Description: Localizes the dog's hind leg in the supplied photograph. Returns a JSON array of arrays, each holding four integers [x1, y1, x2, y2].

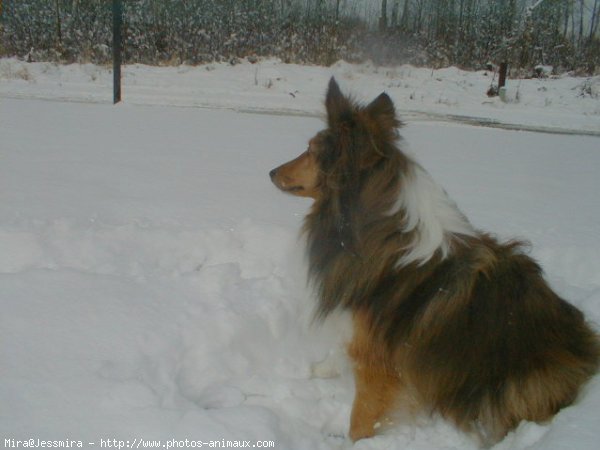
[[348, 311, 402, 441]]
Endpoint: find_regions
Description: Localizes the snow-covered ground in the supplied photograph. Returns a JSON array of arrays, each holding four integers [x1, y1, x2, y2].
[[1, 57, 599, 134], [1, 60, 600, 450]]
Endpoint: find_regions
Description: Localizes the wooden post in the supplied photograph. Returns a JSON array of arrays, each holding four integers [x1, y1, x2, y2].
[[498, 62, 508, 102], [498, 62, 508, 89], [112, 0, 123, 104]]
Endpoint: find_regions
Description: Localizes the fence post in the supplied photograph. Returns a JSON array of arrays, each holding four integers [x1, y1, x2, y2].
[[112, 0, 123, 104], [498, 62, 508, 89], [498, 61, 508, 101]]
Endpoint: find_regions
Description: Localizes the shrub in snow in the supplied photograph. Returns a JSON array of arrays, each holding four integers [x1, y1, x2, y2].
[[534, 65, 553, 78], [577, 77, 600, 99]]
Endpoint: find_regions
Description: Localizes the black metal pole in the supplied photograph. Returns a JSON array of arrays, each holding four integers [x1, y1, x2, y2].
[[112, 0, 123, 104]]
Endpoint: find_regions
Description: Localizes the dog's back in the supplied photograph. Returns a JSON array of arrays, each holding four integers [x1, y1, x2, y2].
[[391, 236, 600, 445]]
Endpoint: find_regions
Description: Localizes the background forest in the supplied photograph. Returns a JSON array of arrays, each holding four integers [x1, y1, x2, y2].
[[1, 0, 599, 74]]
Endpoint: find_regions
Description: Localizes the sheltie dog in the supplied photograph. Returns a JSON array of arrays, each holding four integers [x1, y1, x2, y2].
[[269, 78, 599, 445]]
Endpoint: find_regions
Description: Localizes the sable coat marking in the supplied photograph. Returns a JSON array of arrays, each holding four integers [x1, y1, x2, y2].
[[270, 78, 600, 445]]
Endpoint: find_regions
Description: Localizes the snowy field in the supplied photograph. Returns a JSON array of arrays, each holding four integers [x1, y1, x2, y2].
[[1, 57, 600, 135], [1, 60, 600, 450]]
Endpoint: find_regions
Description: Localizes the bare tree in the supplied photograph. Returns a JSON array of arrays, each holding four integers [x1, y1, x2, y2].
[[590, 0, 600, 41], [55, 0, 62, 47], [380, 0, 388, 31], [390, 0, 400, 28], [579, 0, 585, 43]]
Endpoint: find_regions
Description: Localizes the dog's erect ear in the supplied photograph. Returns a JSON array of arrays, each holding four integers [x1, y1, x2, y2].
[[325, 77, 353, 127], [365, 92, 397, 125]]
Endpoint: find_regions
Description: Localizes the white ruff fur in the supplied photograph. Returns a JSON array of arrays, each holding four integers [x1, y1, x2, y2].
[[393, 160, 476, 267]]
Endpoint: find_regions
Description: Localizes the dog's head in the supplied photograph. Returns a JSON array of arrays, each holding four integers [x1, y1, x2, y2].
[[269, 78, 400, 201]]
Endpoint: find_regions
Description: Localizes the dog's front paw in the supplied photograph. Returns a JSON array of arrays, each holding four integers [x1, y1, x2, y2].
[[349, 422, 379, 442]]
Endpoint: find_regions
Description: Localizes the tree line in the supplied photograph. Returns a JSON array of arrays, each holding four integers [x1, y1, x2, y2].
[[1, 0, 599, 73], [378, 0, 600, 73]]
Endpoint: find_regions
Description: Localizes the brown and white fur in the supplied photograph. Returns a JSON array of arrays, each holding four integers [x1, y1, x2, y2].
[[269, 78, 600, 446]]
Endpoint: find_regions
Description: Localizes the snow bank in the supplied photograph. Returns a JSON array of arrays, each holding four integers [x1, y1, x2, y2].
[[1, 57, 599, 134]]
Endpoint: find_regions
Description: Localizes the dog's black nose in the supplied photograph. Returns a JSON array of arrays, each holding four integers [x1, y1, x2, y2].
[[269, 168, 277, 179]]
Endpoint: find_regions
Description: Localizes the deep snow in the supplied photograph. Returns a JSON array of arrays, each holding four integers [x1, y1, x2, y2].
[[1, 61, 600, 450]]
